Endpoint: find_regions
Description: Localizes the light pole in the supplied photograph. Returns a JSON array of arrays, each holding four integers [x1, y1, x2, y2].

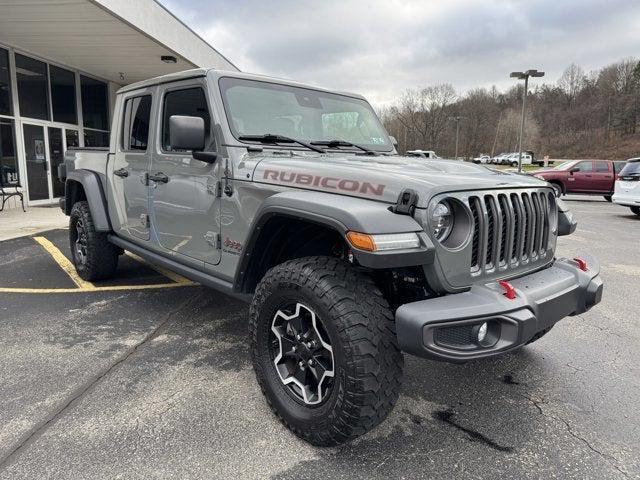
[[451, 116, 465, 160], [510, 69, 544, 172]]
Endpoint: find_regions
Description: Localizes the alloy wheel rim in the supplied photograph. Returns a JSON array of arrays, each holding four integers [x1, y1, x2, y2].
[[270, 303, 335, 405], [74, 219, 88, 266]]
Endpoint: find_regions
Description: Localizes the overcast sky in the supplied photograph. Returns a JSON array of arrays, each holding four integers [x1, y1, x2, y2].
[[160, 0, 640, 105]]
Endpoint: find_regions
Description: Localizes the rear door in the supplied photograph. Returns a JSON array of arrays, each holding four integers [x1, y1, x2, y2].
[[593, 161, 614, 192], [109, 88, 155, 240], [568, 161, 594, 192], [149, 80, 222, 266]]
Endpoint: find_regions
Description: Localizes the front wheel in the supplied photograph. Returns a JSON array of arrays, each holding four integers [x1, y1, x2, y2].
[[551, 183, 564, 198], [249, 256, 403, 446], [511, 161, 518, 167]]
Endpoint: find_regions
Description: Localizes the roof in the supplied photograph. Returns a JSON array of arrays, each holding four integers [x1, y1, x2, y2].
[[118, 69, 367, 100]]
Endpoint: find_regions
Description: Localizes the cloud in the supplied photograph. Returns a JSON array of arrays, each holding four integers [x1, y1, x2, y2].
[[160, 0, 640, 105]]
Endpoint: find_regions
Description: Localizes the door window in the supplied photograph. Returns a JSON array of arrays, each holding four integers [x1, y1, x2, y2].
[[81, 75, 109, 147], [48, 127, 65, 197], [161, 87, 212, 151], [0, 48, 12, 116], [122, 95, 152, 151], [574, 161, 593, 172], [23, 124, 48, 201], [595, 161, 609, 172]]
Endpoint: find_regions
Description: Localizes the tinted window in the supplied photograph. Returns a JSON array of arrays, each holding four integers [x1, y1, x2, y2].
[[84, 129, 109, 147], [620, 161, 640, 176], [0, 119, 18, 185], [66, 129, 79, 148], [0, 48, 11, 116], [595, 161, 609, 172], [81, 75, 109, 130], [50, 65, 77, 124], [574, 161, 593, 172], [122, 95, 152, 151], [162, 87, 212, 151], [15, 54, 49, 120]]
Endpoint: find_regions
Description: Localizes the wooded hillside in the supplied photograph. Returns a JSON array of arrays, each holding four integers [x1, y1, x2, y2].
[[380, 58, 640, 160]]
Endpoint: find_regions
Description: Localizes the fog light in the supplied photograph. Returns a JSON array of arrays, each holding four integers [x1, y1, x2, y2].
[[477, 322, 488, 343]]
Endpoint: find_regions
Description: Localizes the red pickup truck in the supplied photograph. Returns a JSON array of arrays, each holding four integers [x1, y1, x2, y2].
[[532, 159, 626, 200]]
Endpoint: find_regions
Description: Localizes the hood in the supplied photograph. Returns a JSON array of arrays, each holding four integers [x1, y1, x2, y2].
[[251, 153, 548, 208]]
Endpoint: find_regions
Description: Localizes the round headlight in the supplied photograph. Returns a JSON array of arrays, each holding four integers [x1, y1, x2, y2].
[[430, 201, 454, 241]]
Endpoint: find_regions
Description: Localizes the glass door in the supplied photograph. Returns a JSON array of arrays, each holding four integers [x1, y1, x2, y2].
[[48, 127, 65, 198], [23, 123, 50, 202]]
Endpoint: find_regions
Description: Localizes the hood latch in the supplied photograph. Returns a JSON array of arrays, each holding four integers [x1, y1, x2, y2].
[[393, 188, 418, 215]]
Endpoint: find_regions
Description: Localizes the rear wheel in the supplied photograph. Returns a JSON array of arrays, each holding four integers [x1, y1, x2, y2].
[[631, 206, 640, 216], [250, 256, 403, 446], [604, 195, 613, 202], [69, 201, 119, 281], [511, 161, 518, 167]]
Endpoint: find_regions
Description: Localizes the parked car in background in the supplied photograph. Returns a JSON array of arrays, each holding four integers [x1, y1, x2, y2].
[[491, 153, 508, 164], [613, 157, 640, 216], [533, 159, 625, 200], [503, 152, 533, 167], [406, 149, 440, 159], [473, 154, 491, 164]]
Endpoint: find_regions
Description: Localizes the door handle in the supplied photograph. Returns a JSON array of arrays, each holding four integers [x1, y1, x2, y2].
[[114, 168, 129, 178], [149, 172, 169, 184]]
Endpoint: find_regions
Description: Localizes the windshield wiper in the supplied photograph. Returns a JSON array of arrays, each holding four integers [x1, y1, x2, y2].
[[238, 134, 325, 153], [310, 139, 378, 155]]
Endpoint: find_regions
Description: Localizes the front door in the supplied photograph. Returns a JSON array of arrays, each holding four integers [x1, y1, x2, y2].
[[22, 123, 49, 202], [568, 160, 594, 192], [150, 83, 221, 266]]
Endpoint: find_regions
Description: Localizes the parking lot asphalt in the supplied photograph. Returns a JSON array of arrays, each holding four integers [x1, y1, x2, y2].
[[0, 196, 638, 479]]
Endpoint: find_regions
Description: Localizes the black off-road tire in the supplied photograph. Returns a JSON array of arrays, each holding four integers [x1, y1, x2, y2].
[[249, 256, 403, 446], [631, 206, 640, 216], [69, 201, 119, 281], [526, 325, 553, 345]]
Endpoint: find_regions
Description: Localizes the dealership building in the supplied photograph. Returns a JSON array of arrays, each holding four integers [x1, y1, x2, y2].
[[0, 0, 237, 208]]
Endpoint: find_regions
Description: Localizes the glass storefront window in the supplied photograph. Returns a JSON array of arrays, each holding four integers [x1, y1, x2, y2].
[[0, 48, 12, 116], [50, 65, 77, 124], [15, 54, 50, 120], [66, 129, 79, 148], [81, 75, 108, 130], [0, 118, 18, 185], [84, 129, 109, 147]]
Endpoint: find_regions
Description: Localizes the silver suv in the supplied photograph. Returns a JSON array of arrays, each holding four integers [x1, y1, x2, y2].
[[59, 68, 603, 446]]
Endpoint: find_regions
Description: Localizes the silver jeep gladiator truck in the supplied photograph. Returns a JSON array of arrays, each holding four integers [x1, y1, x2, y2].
[[59, 68, 603, 446]]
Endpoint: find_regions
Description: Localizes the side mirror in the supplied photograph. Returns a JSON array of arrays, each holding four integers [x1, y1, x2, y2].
[[169, 115, 217, 164], [569, 167, 579, 174], [389, 135, 399, 150]]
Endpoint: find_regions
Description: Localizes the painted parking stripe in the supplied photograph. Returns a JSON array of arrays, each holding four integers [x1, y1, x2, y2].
[[0, 283, 195, 294], [33, 236, 96, 289]]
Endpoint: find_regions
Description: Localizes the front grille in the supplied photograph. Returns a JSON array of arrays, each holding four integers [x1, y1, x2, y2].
[[469, 189, 555, 275]]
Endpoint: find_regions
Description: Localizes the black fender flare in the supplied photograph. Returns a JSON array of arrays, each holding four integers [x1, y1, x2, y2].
[[233, 191, 434, 292], [65, 170, 112, 231]]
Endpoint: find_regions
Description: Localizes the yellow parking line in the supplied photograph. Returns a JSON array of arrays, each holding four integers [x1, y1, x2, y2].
[[124, 251, 194, 285], [0, 283, 196, 294], [33, 236, 95, 289]]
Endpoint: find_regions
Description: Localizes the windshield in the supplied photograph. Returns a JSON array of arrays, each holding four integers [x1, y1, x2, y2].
[[219, 77, 392, 152], [620, 161, 640, 176], [554, 161, 577, 170]]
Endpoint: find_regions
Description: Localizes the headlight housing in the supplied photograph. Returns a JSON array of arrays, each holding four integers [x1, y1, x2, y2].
[[430, 200, 454, 241]]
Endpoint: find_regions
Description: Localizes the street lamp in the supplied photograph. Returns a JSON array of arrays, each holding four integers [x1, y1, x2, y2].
[[450, 116, 465, 160], [510, 69, 544, 173]]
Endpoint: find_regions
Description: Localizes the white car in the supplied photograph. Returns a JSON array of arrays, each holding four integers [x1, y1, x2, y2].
[[473, 154, 491, 164], [612, 158, 640, 216], [503, 153, 533, 167], [406, 150, 440, 159]]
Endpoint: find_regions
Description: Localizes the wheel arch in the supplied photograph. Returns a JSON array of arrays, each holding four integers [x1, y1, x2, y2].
[[65, 170, 111, 231], [233, 191, 432, 294]]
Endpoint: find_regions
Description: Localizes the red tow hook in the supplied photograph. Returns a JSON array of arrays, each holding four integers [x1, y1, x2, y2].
[[573, 257, 588, 272], [498, 280, 517, 300]]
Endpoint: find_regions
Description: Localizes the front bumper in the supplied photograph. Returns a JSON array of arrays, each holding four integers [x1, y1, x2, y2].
[[396, 255, 603, 362]]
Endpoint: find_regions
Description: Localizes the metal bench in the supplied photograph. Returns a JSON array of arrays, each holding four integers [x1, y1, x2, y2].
[[0, 173, 25, 212]]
